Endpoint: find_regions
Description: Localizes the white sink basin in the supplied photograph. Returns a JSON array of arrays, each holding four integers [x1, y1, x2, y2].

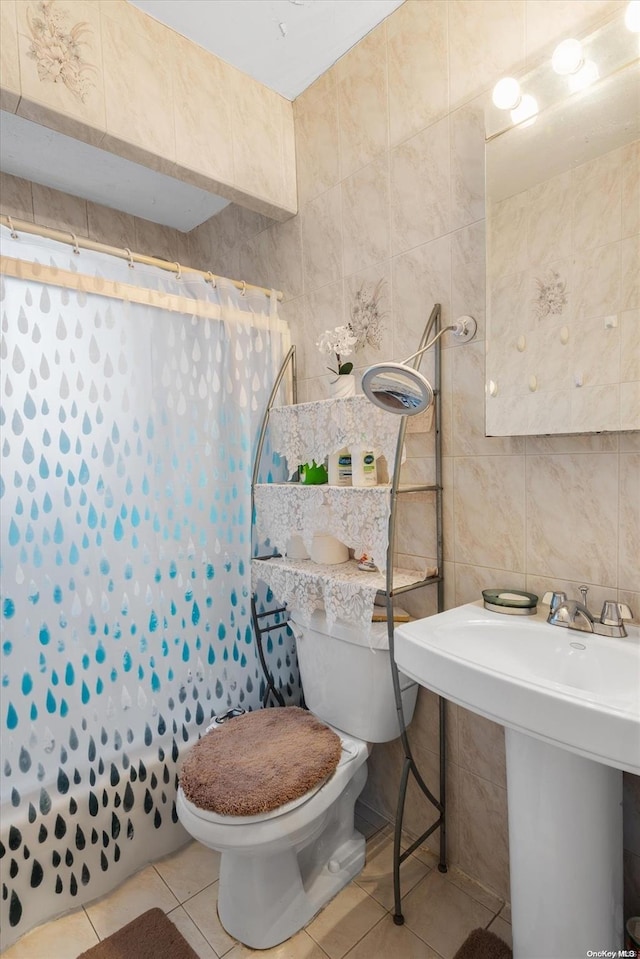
[[395, 600, 639, 956], [395, 601, 640, 774]]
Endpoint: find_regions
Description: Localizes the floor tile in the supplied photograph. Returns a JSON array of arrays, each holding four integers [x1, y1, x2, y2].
[[306, 882, 387, 959], [182, 882, 236, 957], [355, 828, 431, 911], [342, 914, 442, 959], [0, 908, 99, 959], [225, 928, 330, 958], [488, 915, 512, 948], [166, 906, 219, 959], [83, 864, 180, 940], [155, 840, 221, 903], [401, 870, 494, 959]]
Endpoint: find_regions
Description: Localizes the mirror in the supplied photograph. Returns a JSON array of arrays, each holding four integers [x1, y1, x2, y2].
[[485, 12, 639, 435], [361, 362, 434, 415]]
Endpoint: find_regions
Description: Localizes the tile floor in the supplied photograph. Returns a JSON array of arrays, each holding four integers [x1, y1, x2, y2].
[[1, 806, 512, 959]]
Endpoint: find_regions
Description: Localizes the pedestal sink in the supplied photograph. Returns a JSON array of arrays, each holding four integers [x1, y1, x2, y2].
[[395, 602, 640, 959]]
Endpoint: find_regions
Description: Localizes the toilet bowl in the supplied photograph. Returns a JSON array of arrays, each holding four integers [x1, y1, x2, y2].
[[176, 610, 417, 949], [176, 731, 368, 949]]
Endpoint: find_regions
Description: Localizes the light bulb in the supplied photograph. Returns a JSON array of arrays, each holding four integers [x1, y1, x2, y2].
[[552, 38, 584, 75], [569, 60, 599, 93], [492, 77, 521, 110], [625, 0, 640, 31], [511, 94, 538, 126]]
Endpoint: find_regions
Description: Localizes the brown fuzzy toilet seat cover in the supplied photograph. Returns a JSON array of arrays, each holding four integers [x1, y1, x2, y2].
[[179, 706, 342, 816]]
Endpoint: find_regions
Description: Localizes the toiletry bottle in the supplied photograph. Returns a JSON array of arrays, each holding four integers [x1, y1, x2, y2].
[[351, 448, 377, 487], [336, 448, 352, 486]]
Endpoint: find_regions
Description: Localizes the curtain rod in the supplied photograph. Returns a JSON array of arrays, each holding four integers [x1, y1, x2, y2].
[[0, 214, 283, 302]]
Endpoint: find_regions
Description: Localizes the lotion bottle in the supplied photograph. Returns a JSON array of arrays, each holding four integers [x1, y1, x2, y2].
[[351, 448, 377, 487]]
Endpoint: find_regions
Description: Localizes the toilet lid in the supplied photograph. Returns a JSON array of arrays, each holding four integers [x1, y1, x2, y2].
[[179, 706, 343, 817]]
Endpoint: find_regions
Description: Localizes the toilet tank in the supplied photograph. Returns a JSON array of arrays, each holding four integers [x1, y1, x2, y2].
[[288, 610, 418, 743]]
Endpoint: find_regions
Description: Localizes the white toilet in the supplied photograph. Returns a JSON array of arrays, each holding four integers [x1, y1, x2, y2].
[[176, 610, 418, 949]]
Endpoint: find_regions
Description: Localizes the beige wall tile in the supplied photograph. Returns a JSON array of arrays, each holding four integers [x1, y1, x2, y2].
[[133, 217, 178, 263], [457, 770, 510, 899], [450, 98, 485, 232], [266, 215, 303, 301], [31, 182, 88, 234], [387, 0, 448, 148], [87, 201, 136, 249], [458, 709, 506, 787], [337, 24, 388, 181], [391, 117, 450, 256], [451, 220, 486, 338], [452, 341, 523, 456], [301, 185, 342, 293], [0, 172, 33, 221], [0, 0, 20, 112], [231, 69, 291, 209], [101, 7, 175, 164], [172, 34, 234, 186], [342, 155, 390, 277], [392, 237, 451, 359], [297, 282, 342, 382], [621, 234, 640, 312], [526, 452, 619, 584], [16, 0, 105, 130], [453, 455, 526, 571], [295, 87, 339, 207], [344, 263, 393, 372], [448, 0, 525, 108], [622, 141, 640, 239], [619, 453, 640, 593], [454, 563, 526, 607]]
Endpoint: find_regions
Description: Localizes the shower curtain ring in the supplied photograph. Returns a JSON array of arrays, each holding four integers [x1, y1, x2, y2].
[[240, 280, 247, 296], [205, 271, 216, 287], [124, 248, 135, 269], [70, 233, 80, 254], [7, 216, 19, 239], [174, 262, 182, 280]]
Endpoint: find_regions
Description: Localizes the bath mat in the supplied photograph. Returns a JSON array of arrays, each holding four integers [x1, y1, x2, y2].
[[180, 705, 342, 816], [453, 927, 512, 959], [77, 907, 199, 959]]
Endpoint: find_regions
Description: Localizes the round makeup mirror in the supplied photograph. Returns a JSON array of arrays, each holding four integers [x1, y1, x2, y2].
[[361, 362, 434, 415]]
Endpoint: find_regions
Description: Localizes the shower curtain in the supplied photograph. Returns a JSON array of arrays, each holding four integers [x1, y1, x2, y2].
[[0, 224, 291, 946]]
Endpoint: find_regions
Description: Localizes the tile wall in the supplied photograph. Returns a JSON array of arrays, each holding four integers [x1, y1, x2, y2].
[[1, 0, 638, 922], [0, 0, 296, 220], [183, 0, 640, 913]]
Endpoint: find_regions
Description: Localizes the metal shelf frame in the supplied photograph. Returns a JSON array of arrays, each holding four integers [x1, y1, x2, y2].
[[250, 307, 447, 924]]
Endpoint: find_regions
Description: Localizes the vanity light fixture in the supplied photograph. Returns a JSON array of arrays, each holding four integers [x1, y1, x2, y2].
[[492, 76, 522, 110], [552, 38, 584, 75], [625, 0, 640, 32]]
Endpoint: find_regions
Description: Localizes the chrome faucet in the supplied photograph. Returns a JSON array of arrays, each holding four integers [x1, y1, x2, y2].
[[543, 586, 633, 638]]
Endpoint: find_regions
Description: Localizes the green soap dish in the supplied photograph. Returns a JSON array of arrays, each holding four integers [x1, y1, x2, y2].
[[482, 589, 538, 615], [299, 461, 328, 485]]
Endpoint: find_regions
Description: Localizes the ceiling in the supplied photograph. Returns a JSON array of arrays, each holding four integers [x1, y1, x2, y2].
[[131, 0, 404, 100], [0, 0, 403, 232]]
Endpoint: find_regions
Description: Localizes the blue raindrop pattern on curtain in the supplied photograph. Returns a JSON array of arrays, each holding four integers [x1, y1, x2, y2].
[[0, 267, 289, 943]]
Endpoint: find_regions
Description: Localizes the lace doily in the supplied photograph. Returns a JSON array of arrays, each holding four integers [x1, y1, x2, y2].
[[253, 484, 392, 572], [251, 557, 435, 633], [269, 395, 401, 479]]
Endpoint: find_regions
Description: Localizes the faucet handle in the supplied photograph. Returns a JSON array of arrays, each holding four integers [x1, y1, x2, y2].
[[543, 590, 567, 612], [579, 584, 589, 607], [600, 601, 633, 626]]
